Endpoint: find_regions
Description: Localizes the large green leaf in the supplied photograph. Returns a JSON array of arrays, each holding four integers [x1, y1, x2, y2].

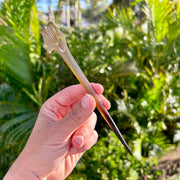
[[0, 25, 33, 89], [1, 0, 35, 42]]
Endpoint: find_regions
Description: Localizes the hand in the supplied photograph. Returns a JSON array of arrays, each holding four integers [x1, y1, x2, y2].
[[4, 83, 110, 180]]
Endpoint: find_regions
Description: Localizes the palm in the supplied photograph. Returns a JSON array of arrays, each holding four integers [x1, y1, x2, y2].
[[46, 153, 83, 180]]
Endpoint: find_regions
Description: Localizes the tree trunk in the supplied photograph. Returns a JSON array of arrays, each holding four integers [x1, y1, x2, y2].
[[48, 0, 55, 23], [66, 0, 70, 27], [49, 6, 55, 23], [74, 0, 78, 26], [78, 0, 82, 26], [78, 9, 82, 26]]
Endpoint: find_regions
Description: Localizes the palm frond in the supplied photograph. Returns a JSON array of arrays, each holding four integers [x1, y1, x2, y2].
[[0, 25, 33, 89], [0, 112, 36, 133], [30, 3, 41, 59], [6, 113, 36, 146], [0, 0, 35, 42], [147, 0, 176, 41], [0, 101, 31, 119]]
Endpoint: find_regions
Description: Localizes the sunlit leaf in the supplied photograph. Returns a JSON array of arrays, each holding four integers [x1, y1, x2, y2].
[[0, 25, 33, 89]]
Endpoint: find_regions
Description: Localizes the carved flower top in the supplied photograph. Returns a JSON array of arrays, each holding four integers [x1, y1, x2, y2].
[[40, 22, 66, 53]]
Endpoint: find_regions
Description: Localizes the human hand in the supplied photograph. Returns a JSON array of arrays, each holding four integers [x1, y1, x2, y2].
[[4, 83, 110, 180]]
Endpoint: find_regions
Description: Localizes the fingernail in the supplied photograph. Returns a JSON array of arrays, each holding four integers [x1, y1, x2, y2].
[[73, 135, 84, 147], [81, 95, 91, 109]]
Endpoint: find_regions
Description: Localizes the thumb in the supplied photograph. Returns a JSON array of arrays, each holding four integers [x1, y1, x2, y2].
[[53, 94, 96, 140]]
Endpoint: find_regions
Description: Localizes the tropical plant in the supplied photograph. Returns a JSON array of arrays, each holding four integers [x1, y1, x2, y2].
[[103, 0, 180, 147], [0, 0, 54, 177], [67, 131, 162, 180], [0, 0, 180, 179], [67, 0, 180, 178]]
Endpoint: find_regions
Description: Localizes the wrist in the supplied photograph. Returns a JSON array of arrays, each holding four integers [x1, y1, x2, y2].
[[3, 158, 41, 180]]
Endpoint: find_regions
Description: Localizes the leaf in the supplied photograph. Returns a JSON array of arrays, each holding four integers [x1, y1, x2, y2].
[[0, 0, 34, 42], [0, 25, 33, 89], [0, 112, 36, 133], [0, 101, 30, 119], [6, 115, 36, 145], [30, 2, 41, 57], [148, 0, 174, 41]]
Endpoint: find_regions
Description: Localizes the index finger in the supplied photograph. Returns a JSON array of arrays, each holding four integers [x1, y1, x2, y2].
[[45, 83, 104, 107]]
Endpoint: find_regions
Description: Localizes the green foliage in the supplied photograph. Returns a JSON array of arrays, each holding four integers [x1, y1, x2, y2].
[[67, 0, 180, 178], [0, 25, 33, 89], [0, 0, 34, 42], [67, 131, 161, 180], [0, 0, 180, 179], [0, 0, 49, 177], [0, 84, 37, 177]]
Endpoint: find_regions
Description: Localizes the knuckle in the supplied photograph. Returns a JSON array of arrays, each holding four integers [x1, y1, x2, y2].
[[85, 124, 92, 136], [94, 130, 98, 140], [70, 106, 82, 122], [92, 112, 97, 122], [90, 112, 97, 127], [85, 131, 98, 150], [84, 113, 97, 136]]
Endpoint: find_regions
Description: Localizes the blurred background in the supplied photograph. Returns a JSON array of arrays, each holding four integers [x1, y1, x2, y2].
[[0, 0, 180, 179]]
